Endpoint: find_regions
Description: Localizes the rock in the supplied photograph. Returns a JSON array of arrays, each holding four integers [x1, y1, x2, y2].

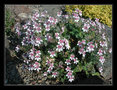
[[97, 24, 112, 83], [18, 13, 29, 20]]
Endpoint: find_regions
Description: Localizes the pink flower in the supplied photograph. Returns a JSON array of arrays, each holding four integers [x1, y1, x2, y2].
[[79, 10, 82, 16], [23, 24, 28, 29], [47, 67, 52, 73], [90, 21, 96, 27], [44, 21, 51, 27], [73, 58, 79, 64], [55, 33, 60, 39], [109, 48, 112, 53], [69, 75, 74, 82], [43, 72, 48, 76], [29, 51, 35, 60], [99, 56, 105, 65], [49, 63, 54, 69], [65, 59, 71, 65], [56, 45, 64, 52], [48, 16, 54, 23], [33, 23, 39, 29], [52, 72, 58, 78], [78, 47, 84, 54], [61, 27, 65, 34], [36, 50, 41, 55], [65, 66, 71, 72], [95, 18, 99, 23], [48, 51, 56, 58], [100, 41, 107, 47], [73, 13, 78, 18], [64, 15, 69, 19], [45, 26, 50, 31], [77, 41, 82, 47], [99, 67, 103, 74], [75, 8, 80, 13], [70, 54, 75, 60], [35, 27, 42, 33], [35, 37, 43, 46], [57, 11, 62, 17], [54, 18, 58, 24], [32, 12, 39, 20], [58, 39, 64, 46], [66, 70, 73, 78], [82, 51, 86, 57], [86, 44, 95, 52], [41, 10, 47, 17], [82, 40, 86, 45], [82, 23, 90, 32], [33, 62, 41, 72], [64, 39, 70, 50], [74, 17, 80, 22], [15, 45, 20, 52], [97, 49, 103, 56], [35, 54, 41, 61], [46, 60, 51, 65]]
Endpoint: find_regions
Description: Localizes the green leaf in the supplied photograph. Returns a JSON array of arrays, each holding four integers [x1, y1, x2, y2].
[[92, 72, 100, 76], [73, 66, 79, 73], [61, 78, 65, 83]]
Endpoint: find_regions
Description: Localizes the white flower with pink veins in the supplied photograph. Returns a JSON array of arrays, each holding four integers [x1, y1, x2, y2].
[[43, 72, 48, 76], [69, 75, 74, 82], [77, 41, 82, 47], [35, 27, 42, 33], [47, 67, 52, 73], [73, 58, 79, 64], [86, 44, 95, 52], [99, 56, 105, 65], [56, 45, 64, 52], [82, 23, 90, 32], [45, 26, 50, 31], [58, 39, 64, 46], [70, 54, 75, 60], [73, 13, 78, 18], [66, 70, 73, 78], [65, 59, 71, 65], [57, 11, 62, 17], [64, 39, 70, 50], [52, 72, 58, 78], [15, 45, 20, 52], [65, 66, 71, 72], [33, 62, 41, 72], [48, 16, 54, 23], [100, 41, 107, 47], [35, 37, 43, 46], [74, 17, 80, 22], [99, 67, 103, 75], [55, 33, 60, 40], [48, 51, 56, 58], [29, 51, 35, 60], [35, 54, 41, 61], [97, 49, 103, 56], [109, 48, 112, 53]]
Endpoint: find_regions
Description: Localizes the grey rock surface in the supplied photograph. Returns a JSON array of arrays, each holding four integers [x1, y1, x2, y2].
[[97, 24, 112, 83]]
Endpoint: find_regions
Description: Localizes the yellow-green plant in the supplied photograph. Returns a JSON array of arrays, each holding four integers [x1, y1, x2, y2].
[[65, 5, 112, 28]]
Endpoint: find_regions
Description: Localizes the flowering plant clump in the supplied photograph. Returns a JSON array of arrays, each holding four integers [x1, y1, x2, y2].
[[14, 8, 112, 84]]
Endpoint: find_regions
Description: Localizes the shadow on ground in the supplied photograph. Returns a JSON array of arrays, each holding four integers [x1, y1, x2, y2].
[[5, 48, 24, 85]]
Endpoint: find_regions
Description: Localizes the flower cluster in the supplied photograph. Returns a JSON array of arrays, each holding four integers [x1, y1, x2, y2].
[[13, 8, 112, 84]]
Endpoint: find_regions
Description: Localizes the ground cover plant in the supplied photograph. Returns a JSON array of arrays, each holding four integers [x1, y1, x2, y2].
[[65, 5, 112, 28], [8, 8, 112, 84]]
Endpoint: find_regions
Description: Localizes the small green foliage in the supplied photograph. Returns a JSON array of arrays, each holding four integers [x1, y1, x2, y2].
[[5, 9, 15, 36]]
